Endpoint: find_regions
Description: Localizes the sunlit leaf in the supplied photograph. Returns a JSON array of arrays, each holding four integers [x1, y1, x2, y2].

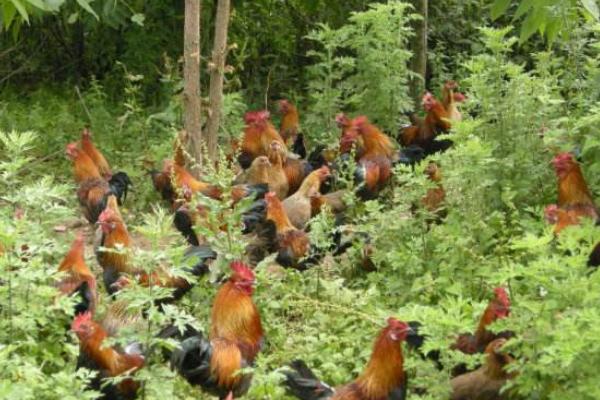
[[581, 0, 600, 20], [491, 0, 512, 20], [75, 0, 98, 20]]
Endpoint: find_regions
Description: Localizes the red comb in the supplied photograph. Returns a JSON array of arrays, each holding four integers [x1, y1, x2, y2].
[[264, 191, 277, 201], [335, 113, 350, 126], [553, 152, 573, 163], [353, 115, 369, 128], [453, 92, 467, 102], [230, 261, 255, 281], [494, 287, 510, 306], [244, 110, 271, 124], [71, 311, 93, 331], [422, 92, 434, 100], [65, 142, 78, 151], [98, 208, 115, 223]]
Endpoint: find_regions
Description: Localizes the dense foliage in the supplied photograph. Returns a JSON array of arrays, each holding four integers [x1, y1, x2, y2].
[[2, 1, 600, 399]]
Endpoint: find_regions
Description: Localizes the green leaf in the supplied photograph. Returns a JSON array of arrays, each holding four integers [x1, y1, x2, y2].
[[44, 0, 65, 12], [24, 0, 46, 10], [131, 13, 145, 26], [10, 0, 29, 24], [581, 0, 600, 20], [2, 2, 17, 30], [75, 0, 98, 20], [491, 0, 512, 20], [514, 0, 534, 19], [545, 16, 561, 44], [519, 9, 542, 43], [67, 12, 79, 24]]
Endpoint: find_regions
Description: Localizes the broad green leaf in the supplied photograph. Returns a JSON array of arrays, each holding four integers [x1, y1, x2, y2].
[[25, 0, 46, 10], [44, 0, 65, 12], [491, 0, 512, 20], [131, 13, 145, 26], [519, 9, 541, 43], [10, 0, 29, 24], [67, 11, 78, 24], [581, 0, 600, 20], [545, 16, 561, 43], [2, 2, 17, 30], [75, 0, 98, 20], [514, 0, 535, 19]]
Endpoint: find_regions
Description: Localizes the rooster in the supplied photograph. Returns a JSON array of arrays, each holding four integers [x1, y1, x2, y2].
[[265, 191, 310, 268], [278, 99, 300, 146], [399, 92, 454, 159], [79, 129, 133, 205], [267, 141, 291, 199], [80, 128, 112, 179], [441, 81, 466, 123], [452, 288, 512, 355], [552, 152, 598, 220], [65, 143, 130, 223], [340, 116, 395, 199], [238, 110, 285, 169], [283, 318, 411, 400], [283, 166, 331, 229], [450, 338, 516, 400], [72, 311, 145, 399], [421, 162, 446, 219], [170, 261, 264, 399], [56, 232, 97, 316], [95, 199, 135, 293]]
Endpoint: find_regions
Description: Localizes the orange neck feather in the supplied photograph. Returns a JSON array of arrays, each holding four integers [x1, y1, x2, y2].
[[474, 302, 499, 345], [74, 151, 102, 181], [266, 197, 295, 232], [360, 125, 395, 159], [425, 102, 451, 130], [356, 329, 405, 398], [558, 166, 595, 207], [210, 281, 263, 361], [82, 323, 143, 377], [296, 171, 322, 197], [280, 107, 299, 138], [81, 136, 111, 176]]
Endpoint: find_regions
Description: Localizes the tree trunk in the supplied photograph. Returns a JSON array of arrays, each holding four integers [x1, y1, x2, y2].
[[409, 0, 428, 109], [184, 0, 203, 175], [205, 0, 232, 161]]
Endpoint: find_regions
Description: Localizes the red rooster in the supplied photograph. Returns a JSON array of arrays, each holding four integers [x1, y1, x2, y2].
[[72, 311, 144, 399], [171, 261, 264, 399], [284, 318, 411, 400], [238, 110, 286, 169], [552, 152, 598, 219], [340, 116, 395, 199], [452, 288, 511, 355], [56, 232, 97, 316]]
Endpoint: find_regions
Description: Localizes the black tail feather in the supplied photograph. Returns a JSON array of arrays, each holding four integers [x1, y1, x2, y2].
[[241, 199, 267, 234], [292, 133, 307, 159], [170, 334, 214, 387], [174, 208, 199, 246], [244, 183, 269, 201], [108, 171, 133, 205], [283, 359, 334, 400], [184, 244, 216, 277]]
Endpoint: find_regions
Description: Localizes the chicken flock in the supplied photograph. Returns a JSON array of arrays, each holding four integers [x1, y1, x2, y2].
[[55, 80, 600, 400]]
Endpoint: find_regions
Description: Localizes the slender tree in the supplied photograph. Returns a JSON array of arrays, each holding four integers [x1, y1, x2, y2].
[[409, 0, 428, 108], [184, 0, 203, 174], [205, 0, 232, 161]]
